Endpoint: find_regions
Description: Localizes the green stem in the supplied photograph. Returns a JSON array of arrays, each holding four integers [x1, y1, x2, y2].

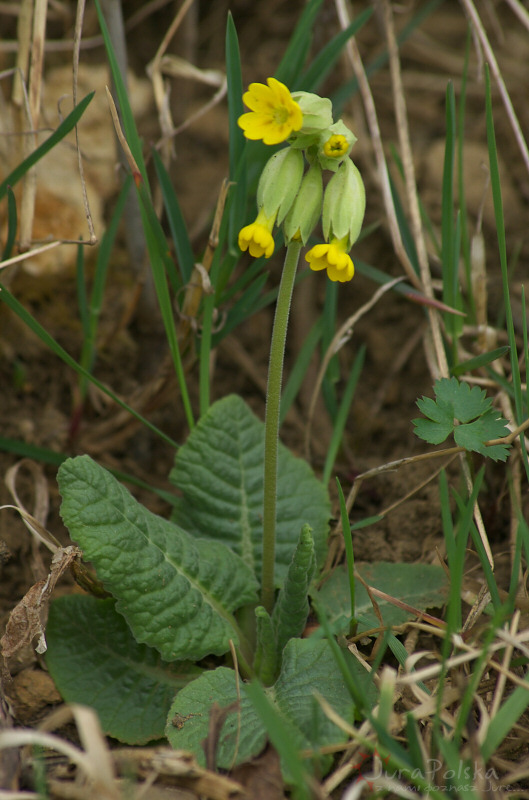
[[261, 241, 302, 612]]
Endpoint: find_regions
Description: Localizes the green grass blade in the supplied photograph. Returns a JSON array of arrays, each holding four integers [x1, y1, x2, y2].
[[321, 281, 339, 419], [0, 282, 177, 448], [481, 671, 529, 761], [0, 93, 94, 200], [152, 150, 194, 285], [275, 0, 325, 88], [446, 468, 484, 634], [226, 13, 245, 179], [323, 346, 365, 485], [441, 81, 459, 356], [94, 0, 147, 183], [225, 14, 247, 250], [280, 318, 323, 424], [135, 181, 194, 429], [2, 187, 17, 259], [485, 65, 529, 481], [300, 9, 373, 92], [0, 436, 177, 505], [0, 438, 66, 467], [387, 635, 430, 695], [213, 273, 269, 347], [89, 176, 131, 338], [336, 478, 356, 636], [434, 737, 480, 800], [439, 470, 455, 563], [76, 244, 89, 341], [78, 174, 132, 396], [388, 161, 420, 273], [244, 681, 312, 800], [523, 286, 529, 417], [458, 30, 474, 323], [451, 346, 510, 376]]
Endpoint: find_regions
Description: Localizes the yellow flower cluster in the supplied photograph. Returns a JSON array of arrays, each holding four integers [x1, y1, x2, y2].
[[237, 78, 365, 283]]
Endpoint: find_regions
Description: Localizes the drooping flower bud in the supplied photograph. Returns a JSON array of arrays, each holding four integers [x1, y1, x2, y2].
[[322, 158, 365, 248], [257, 147, 305, 225], [283, 164, 323, 244]]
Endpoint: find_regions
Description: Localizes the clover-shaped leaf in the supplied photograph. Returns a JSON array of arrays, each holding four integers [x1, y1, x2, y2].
[[413, 377, 510, 462]]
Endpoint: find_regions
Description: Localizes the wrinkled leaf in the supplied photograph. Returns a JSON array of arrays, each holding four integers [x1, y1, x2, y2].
[[58, 455, 258, 662], [170, 395, 330, 584], [316, 562, 449, 634], [46, 595, 200, 744], [166, 636, 373, 774]]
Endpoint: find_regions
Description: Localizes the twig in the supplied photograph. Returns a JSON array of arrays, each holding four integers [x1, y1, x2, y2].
[[72, 0, 97, 244], [460, 0, 529, 177], [377, 0, 448, 379], [333, 0, 422, 291], [304, 276, 405, 459]]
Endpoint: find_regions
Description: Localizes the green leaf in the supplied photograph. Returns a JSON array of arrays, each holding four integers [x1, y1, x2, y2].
[[166, 637, 371, 773], [436, 377, 492, 422], [46, 595, 199, 744], [272, 524, 315, 656], [57, 455, 258, 662], [413, 377, 511, 459], [412, 415, 453, 446], [454, 412, 510, 461], [169, 395, 330, 585], [315, 562, 449, 635]]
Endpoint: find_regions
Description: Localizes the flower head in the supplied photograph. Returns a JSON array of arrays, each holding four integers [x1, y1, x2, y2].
[[315, 120, 357, 171], [238, 78, 303, 145], [305, 237, 354, 283], [323, 134, 349, 158], [238, 208, 276, 259]]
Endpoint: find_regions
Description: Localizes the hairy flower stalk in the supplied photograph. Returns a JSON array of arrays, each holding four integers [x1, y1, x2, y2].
[[237, 76, 366, 610], [261, 240, 302, 612]]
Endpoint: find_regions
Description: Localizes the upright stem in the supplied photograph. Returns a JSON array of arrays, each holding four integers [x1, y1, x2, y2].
[[261, 241, 302, 612]]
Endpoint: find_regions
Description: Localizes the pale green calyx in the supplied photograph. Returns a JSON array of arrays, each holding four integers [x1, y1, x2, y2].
[[283, 164, 323, 244], [322, 158, 366, 247], [291, 91, 333, 133], [316, 119, 358, 172], [257, 147, 304, 224]]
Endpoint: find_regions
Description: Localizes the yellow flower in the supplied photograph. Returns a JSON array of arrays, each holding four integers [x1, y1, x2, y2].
[[238, 78, 303, 145], [238, 209, 276, 259], [323, 134, 349, 158], [305, 236, 354, 283]]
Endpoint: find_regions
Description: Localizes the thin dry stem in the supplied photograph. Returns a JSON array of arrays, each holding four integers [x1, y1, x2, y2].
[[460, 0, 529, 176], [304, 276, 405, 459], [333, 0, 422, 291], [377, 0, 448, 378], [147, 0, 196, 164], [72, 0, 96, 244]]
